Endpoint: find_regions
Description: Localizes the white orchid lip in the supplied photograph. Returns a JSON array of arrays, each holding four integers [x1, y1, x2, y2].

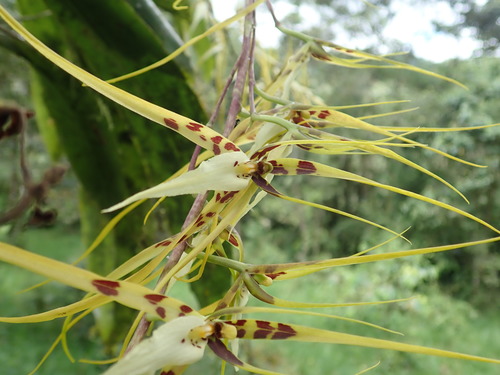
[[103, 316, 208, 375], [102, 151, 251, 213]]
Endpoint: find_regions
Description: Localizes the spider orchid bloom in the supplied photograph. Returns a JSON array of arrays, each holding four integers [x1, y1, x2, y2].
[[103, 316, 208, 375], [102, 151, 253, 213]]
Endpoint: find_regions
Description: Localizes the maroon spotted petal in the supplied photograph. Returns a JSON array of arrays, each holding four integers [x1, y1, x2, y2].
[[207, 338, 244, 366]]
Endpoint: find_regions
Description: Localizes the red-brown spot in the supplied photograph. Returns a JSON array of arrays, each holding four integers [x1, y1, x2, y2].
[[156, 307, 166, 319], [213, 145, 221, 155], [196, 220, 206, 227], [231, 320, 247, 326], [145, 294, 167, 305], [211, 136, 223, 144], [292, 116, 306, 124], [228, 234, 239, 247], [297, 160, 317, 175], [213, 322, 224, 338], [224, 143, 240, 152], [277, 323, 296, 333], [187, 122, 204, 132], [220, 191, 237, 203], [92, 280, 120, 296], [318, 110, 329, 119], [206, 212, 215, 217], [254, 330, 271, 339], [155, 240, 171, 248], [180, 305, 193, 313], [297, 144, 313, 151], [256, 320, 274, 330], [163, 118, 179, 130], [311, 52, 330, 61], [309, 110, 317, 115], [215, 193, 222, 202], [266, 271, 286, 280], [272, 331, 296, 339], [161, 371, 175, 375], [199, 135, 207, 141], [251, 145, 279, 160], [269, 160, 288, 175], [236, 329, 246, 338]]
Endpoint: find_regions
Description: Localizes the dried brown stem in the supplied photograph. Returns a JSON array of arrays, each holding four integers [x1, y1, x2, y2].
[[0, 105, 65, 226]]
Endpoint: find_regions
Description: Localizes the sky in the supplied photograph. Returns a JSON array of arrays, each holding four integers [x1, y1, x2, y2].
[[211, 0, 485, 63]]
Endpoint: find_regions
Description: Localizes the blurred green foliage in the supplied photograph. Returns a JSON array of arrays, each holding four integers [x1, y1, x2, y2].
[[242, 55, 500, 306]]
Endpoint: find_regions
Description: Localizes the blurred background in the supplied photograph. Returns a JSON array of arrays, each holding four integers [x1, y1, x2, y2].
[[0, 0, 499, 374]]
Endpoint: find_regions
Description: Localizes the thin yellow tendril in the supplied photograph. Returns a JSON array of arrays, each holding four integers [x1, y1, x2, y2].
[[355, 361, 381, 375], [173, 0, 188, 10], [105, 0, 265, 84]]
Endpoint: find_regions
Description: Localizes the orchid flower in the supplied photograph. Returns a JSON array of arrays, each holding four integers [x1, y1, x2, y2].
[[102, 151, 252, 213], [102, 316, 208, 375]]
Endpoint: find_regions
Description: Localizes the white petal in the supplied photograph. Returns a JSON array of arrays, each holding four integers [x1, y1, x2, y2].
[[102, 316, 207, 375], [102, 151, 250, 213]]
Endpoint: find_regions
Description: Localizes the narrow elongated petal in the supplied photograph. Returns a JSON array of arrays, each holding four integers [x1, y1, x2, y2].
[[103, 316, 207, 375], [307, 38, 466, 88], [102, 151, 251, 213], [269, 158, 500, 234], [227, 319, 500, 365], [244, 237, 500, 282], [0, 242, 198, 321], [0, 7, 240, 154], [251, 174, 403, 238]]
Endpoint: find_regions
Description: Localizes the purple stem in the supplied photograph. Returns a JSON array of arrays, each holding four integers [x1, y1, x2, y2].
[[126, 0, 259, 352], [188, 52, 241, 171], [223, 0, 257, 137]]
